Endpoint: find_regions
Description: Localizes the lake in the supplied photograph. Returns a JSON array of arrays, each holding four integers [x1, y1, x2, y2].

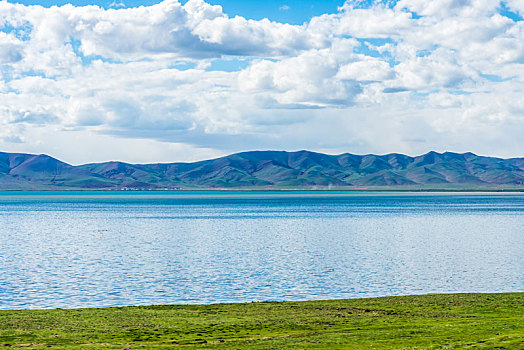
[[0, 191, 523, 309]]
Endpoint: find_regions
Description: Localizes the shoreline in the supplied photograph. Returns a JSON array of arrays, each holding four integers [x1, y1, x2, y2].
[[1, 293, 523, 349], [1, 291, 523, 312], [0, 190, 523, 201], [1, 188, 524, 195]]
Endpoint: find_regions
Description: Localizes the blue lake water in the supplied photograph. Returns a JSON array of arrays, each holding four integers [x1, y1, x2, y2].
[[0, 191, 523, 310]]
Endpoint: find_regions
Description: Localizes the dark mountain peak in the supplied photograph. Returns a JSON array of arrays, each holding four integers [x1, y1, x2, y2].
[[291, 149, 311, 155], [462, 151, 477, 156], [230, 150, 288, 159], [461, 152, 479, 161], [421, 150, 441, 158], [441, 151, 476, 161], [413, 151, 445, 166], [0, 152, 33, 171], [8, 153, 73, 176]]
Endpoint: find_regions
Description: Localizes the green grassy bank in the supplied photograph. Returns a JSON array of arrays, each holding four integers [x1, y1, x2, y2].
[[0, 293, 523, 349]]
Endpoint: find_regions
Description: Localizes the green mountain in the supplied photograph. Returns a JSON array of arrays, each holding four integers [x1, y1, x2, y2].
[[1, 150, 523, 190]]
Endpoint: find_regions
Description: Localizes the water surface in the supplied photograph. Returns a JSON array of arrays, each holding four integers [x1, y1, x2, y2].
[[0, 191, 522, 309]]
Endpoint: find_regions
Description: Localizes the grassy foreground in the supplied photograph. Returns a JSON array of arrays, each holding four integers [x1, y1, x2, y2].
[[0, 293, 523, 349]]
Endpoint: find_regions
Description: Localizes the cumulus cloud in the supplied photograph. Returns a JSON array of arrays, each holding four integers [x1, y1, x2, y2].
[[0, 0, 524, 162], [0, 0, 320, 63], [238, 38, 364, 108], [0, 32, 23, 63]]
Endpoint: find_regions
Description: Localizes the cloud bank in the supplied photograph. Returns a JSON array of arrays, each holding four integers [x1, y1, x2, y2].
[[1, 0, 523, 163]]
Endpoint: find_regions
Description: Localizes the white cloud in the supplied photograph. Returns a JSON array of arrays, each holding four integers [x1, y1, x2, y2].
[[0, 0, 524, 162], [0, 32, 23, 63], [108, 1, 125, 9], [505, 0, 524, 15], [337, 59, 394, 82], [327, 3, 415, 38], [0, 0, 320, 63]]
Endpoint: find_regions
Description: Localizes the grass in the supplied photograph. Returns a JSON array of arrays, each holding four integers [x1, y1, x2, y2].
[[0, 293, 523, 349]]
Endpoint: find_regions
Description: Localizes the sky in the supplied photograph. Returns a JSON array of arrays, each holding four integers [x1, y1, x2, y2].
[[1, 0, 524, 164], [10, 0, 345, 24]]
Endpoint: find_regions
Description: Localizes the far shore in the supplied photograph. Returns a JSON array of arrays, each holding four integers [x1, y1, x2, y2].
[[1, 186, 524, 193]]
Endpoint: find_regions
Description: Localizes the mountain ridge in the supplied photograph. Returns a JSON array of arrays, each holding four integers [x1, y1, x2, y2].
[[1, 150, 523, 190]]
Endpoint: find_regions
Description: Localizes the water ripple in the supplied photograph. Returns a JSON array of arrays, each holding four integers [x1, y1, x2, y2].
[[0, 192, 523, 309]]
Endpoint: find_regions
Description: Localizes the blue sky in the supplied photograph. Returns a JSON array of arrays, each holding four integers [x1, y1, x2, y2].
[[9, 0, 345, 24], [1, 0, 524, 164]]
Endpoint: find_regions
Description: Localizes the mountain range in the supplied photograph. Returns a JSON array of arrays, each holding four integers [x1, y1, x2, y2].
[[1, 150, 523, 190]]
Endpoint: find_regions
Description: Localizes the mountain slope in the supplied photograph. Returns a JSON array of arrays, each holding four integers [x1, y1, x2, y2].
[[0, 150, 523, 189]]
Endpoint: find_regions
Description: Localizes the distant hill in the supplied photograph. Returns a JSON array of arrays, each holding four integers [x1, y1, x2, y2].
[[1, 150, 523, 190]]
